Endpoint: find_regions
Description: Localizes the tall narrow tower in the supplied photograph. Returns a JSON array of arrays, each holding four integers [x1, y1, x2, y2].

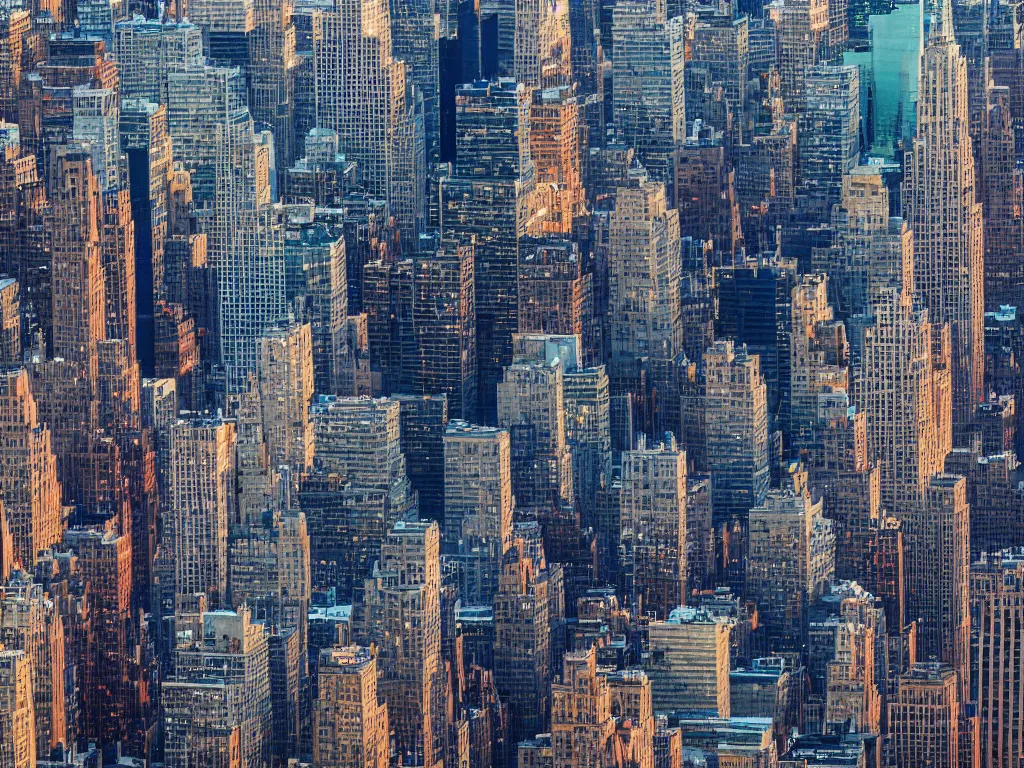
[[903, 4, 985, 429]]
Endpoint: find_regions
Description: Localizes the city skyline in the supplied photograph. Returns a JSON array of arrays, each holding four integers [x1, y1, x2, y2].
[[0, 0, 1018, 766]]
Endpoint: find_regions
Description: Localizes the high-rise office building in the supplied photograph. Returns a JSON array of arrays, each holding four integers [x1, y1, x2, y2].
[[48, 143, 106, 366], [619, 436, 687, 619], [297, 475, 387, 602], [309, 395, 417, 518], [514, 0, 570, 90], [646, 607, 731, 717], [412, 240, 477, 420], [166, 64, 248, 209], [0, 11, 29, 124], [977, 85, 1024, 312], [185, 0, 255, 68], [257, 321, 314, 483], [166, 416, 236, 609], [527, 87, 584, 235], [497, 349, 573, 513], [493, 527, 561, 749], [249, 0, 297, 171], [789, 274, 848, 455], [903, 8, 985, 429], [313, 646, 390, 768], [715, 260, 798, 429], [394, 394, 449, 524], [849, 287, 955, 666], [550, 647, 655, 766], [563, 362, 612, 511], [443, 78, 535, 423], [357, 520, 444, 766], [0, 370, 63, 567], [915, 474, 969, 683], [214, 132, 287, 399], [945, 447, 1024, 558], [120, 99, 172, 375], [887, 663, 959, 768], [443, 421, 515, 604], [390, 0, 440, 160], [690, 10, 749, 124], [849, 287, 951, 525], [611, 1, 685, 186], [971, 552, 1024, 768], [312, 0, 425, 239], [817, 168, 913, 321], [797, 65, 860, 220], [606, 177, 682, 382], [167, 608, 271, 768], [673, 142, 744, 265], [282, 209, 348, 395], [517, 237, 589, 340], [704, 340, 770, 548], [114, 17, 205, 105], [0, 649, 34, 768], [0, 580, 67, 758], [747, 469, 835, 652], [774, 0, 828, 112], [62, 526, 136, 747]]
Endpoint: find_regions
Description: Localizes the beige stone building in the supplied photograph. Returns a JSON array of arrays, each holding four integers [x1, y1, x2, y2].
[[314, 646, 390, 768]]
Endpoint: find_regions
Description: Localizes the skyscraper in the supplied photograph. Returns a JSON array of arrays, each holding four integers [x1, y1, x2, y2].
[[0, 370, 63, 567], [282, 209, 348, 395], [63, 525, 137, 747], [493, 527, 561, 750], [518, 237, 591, 346], [527, 88, 585, 235], [394, 394, 449, 523], [817, 168, 913, 321], [120, 98, 172, 375], [390, 0, 440, 160], [443, 421, 514, 604], [356, 520, 444, 766], [312, 0, 425, 238], [167, 416, 236, 609], [309, 395, 417, 519], [114, 16, 205, 105], [915, 474, 969, 683], [977, 83, 1024, 311], [497, 349, 573, 514], [704, 340, 770, 581], [849, 288, 950, 524], [48, 143, 106, 367], [0, 649, 34, 768], [607, 177, 682, 384], [774, 0, 828, 112], [887, 663, 959, 768], [314, 646, 390, 768], [249, 0, 297, 171], [646, 607, 731, 717], [797, 65, 860, 220], [970, 551, 1024, 768], [0, 580, 66, 758], [412, 240, 478, 420], [611, 1, 685, 186], [167, 608, 272, 768], [257, 321, 314, 484], [550, 647, 655, 767], [903, 8, 985, 428], [444, 78, 535, 423], [747, 468, 835, 652], [619, 436, 687, 619]]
